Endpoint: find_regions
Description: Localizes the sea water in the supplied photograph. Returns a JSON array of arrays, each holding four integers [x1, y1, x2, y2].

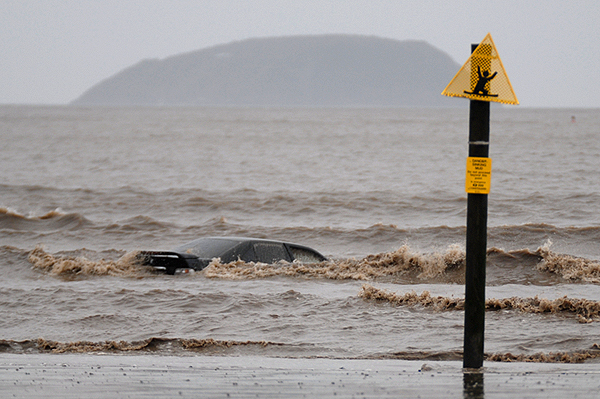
[[1, 105, 600, 361]]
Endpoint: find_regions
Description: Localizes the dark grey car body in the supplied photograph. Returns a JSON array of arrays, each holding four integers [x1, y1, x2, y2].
[[139, 237, 327, 275]]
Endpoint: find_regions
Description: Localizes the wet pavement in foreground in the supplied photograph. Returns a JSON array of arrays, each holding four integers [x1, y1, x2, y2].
[[2, 354, 600, 398]]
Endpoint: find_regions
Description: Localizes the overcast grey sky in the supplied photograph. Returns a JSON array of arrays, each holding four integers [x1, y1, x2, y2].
[[2, 0, 599, 107]]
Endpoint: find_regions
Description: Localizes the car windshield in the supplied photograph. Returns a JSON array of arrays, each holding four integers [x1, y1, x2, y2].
[[173, 238, 242, 258]]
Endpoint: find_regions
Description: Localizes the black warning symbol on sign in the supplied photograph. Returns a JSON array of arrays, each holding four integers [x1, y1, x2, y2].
[[464, 66, 498, 97]]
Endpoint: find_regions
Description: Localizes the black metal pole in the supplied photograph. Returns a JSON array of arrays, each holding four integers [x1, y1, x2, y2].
[[463, 45, 490, 369]]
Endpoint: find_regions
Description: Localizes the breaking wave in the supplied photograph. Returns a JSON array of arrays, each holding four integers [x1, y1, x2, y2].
[[378, 348, 600, 364], [39, 338, 277, 354], [23, 241, 600, 285], [0, 337, 282, 354], [485, 348, 600, 363], [536, 240, 600, 283], [360, 285, 600, 322], [203, 244, 465, 280], [28, 246, 148, 277], [2, 338, 600, 363]]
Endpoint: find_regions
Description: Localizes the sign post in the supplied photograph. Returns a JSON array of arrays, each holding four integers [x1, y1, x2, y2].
[[441, 33, 518, 369], [464, 95, 489, 368]]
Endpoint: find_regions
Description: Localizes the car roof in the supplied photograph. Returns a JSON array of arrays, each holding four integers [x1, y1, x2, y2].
[[172, 236, 324, 261], [177, 236, 304, 247]]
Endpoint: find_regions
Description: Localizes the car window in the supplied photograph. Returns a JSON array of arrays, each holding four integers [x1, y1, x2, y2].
[[288, 245, 325, 263], [253, 242, 290, 263], [238, 245, 255, 262], [173, 238, 241, 258]]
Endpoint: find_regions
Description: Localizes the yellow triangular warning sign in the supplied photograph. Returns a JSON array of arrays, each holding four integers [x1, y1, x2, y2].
[[442, 33, 518, 105]]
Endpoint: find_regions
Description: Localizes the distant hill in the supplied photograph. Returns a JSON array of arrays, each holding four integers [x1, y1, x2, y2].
[[71, 35, 461, 107]]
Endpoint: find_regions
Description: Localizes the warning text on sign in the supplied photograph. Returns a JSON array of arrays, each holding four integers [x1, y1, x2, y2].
[[465, 157, 492, 194]]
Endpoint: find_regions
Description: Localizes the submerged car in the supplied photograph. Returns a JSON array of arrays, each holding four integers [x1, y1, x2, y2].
[[138, 237, 327, 275]]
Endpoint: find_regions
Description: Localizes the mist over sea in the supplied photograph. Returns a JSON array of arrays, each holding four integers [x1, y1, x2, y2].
[[2, 105, 600, 362]]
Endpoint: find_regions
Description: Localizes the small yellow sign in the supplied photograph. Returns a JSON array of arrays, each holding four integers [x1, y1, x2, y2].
[[466, 157, 492, 194], [442, 33, 518, 105]]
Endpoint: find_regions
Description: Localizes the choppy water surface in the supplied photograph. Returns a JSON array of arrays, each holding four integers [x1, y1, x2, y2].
[[2, 105, 600, 362]]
